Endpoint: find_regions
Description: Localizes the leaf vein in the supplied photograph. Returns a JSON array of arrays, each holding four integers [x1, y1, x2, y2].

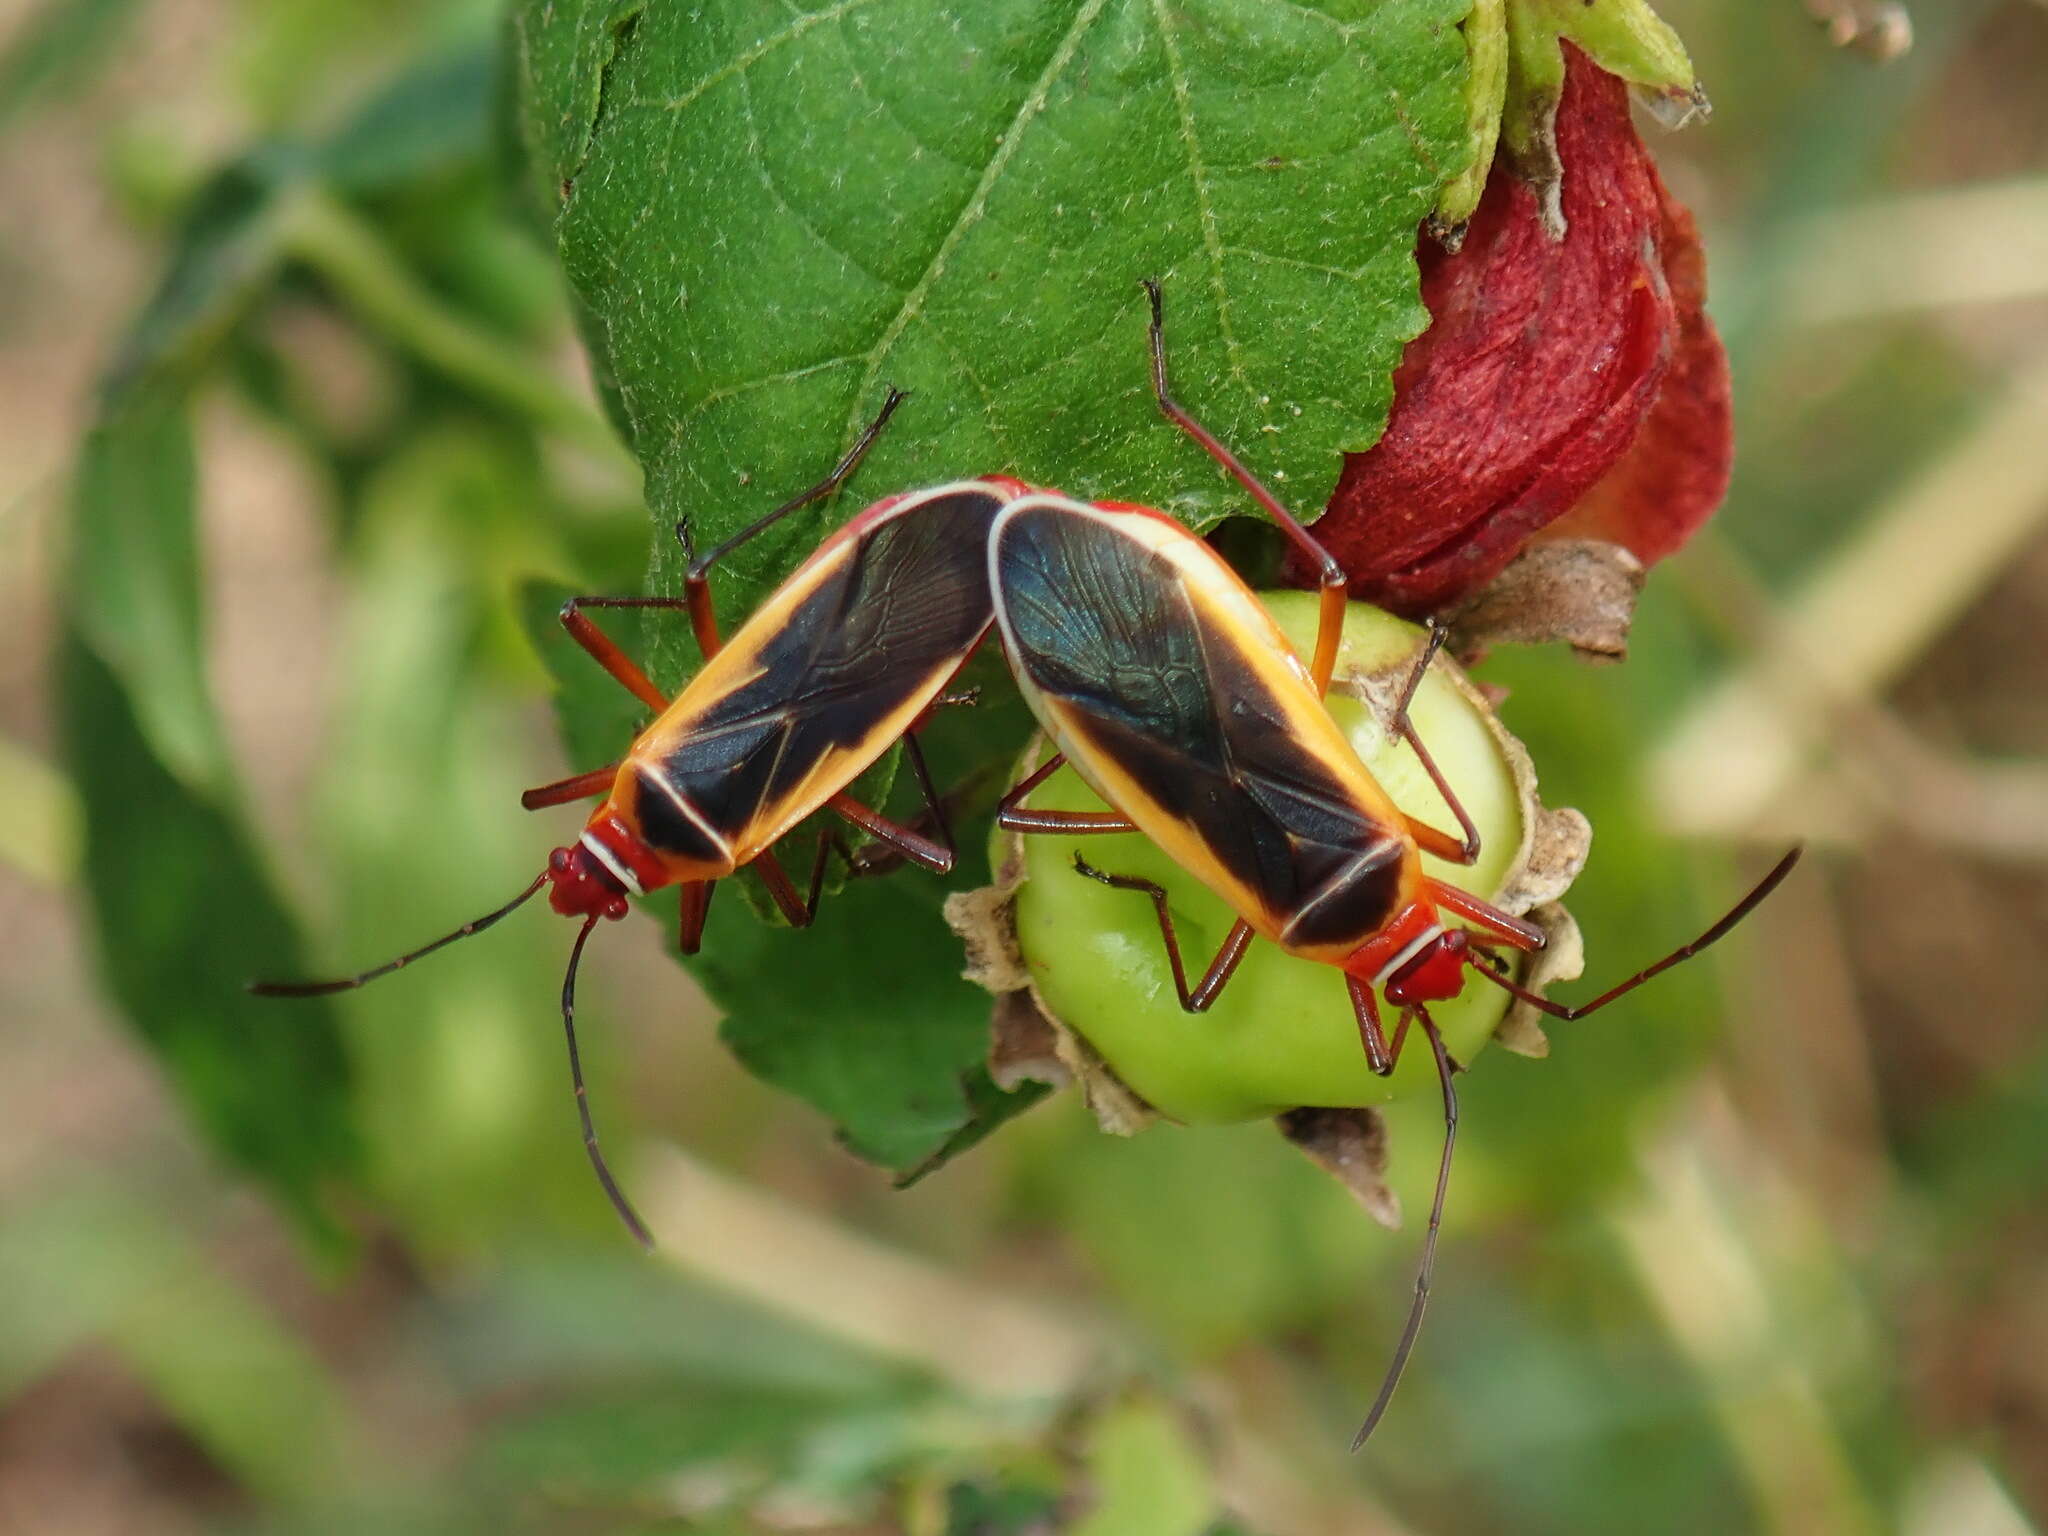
[[1149, 0, 1267, 432], [661, 0, 884, 117], [839, 0, 1118, 450]]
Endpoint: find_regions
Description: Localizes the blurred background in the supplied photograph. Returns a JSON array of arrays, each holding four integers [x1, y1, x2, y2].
[[3, 0, 2046, 1531]]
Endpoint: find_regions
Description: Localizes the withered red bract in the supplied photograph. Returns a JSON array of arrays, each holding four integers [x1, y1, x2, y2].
[[1302, 45, 1731, 619]]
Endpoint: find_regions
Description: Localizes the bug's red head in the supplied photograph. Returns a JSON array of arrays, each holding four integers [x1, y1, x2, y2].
[[1381, 929, 1471, 1006], [545, 844, 631, 921]]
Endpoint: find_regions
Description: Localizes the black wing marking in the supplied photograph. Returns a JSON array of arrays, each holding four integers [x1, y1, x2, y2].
[[997, 505, 1403, 944], [657, 487, 1003, 841]]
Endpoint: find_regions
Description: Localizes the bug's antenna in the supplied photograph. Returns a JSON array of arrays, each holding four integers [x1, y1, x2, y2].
[[1467, 848, 1802, 1021], [1353, 1005, 1458, 1452], [560, 913, 653, 1249], [249, 872, 550, 997]]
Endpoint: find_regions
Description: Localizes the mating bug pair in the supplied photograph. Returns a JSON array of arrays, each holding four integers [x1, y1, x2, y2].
[[259, 282, 1797, 1444]]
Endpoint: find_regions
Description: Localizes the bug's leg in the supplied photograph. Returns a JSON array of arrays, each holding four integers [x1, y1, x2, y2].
[[557, 598, 676, 713], [1352, 1003, 1458, 1452], [1385, 622, 1482, 866], [899, 733, 956, 863], [679, 388, 908, 659], [521, 763, 621, 811], [1345, 975, 1416, 1076], [676, 879, 716, 955], [1143, 278, 1347, 696], [751, 846, 817, 928], [1427, 880, 1550, 951], [1463, 848, 1803, 1021], [804, 826, 852, 913], [996, 751, 1139, 836], [827, 792, 952, 873], [1070, 855, 1254, 1011]]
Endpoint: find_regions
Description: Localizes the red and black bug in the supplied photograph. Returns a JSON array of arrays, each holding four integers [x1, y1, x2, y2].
[[256, 396, 1016, 1246], [988, 281, 1799, 1446]]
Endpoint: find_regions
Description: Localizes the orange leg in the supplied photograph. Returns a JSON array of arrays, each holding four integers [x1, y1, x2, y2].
[[521, 763, 621, 812], [557, 598, 678, 713], [677, 879, 716, 955], [1144, 278, 1347, 697], [749, 832, 849, 929], [1427, 879, 1547, 951]]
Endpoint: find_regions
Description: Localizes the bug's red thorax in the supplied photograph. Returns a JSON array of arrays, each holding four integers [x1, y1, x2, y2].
[[558, 810, 687, 910], [1345, 897, 1472, 1004]]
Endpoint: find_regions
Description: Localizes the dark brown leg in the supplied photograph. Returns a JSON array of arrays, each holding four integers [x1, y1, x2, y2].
[[804, 826, 849, 911], [996, 751, 1139, 836], [898, 734, 955, 863], [827, 792, 951, 873], [750, 847, 813, 928], [521, 763, 621, 812], [1144, 278, 1347, 697], [1345, 974, 1416, 1076], [1385, 622, 1481, 866], [678, 388, 907, 659], [1070, 855, 1255, 1012], [676, 879, 716, 955], [1465, 848, 1803, 1021]]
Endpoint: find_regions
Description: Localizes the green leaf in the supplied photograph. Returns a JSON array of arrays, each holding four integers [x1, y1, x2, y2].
[[700, 868, 1042, 1172], [512, 0, 646, 211], [515, 0, 1469, 666], [57, 633, 361, 1250], [317, 41, 499, 194], [62, 384, 359, 1250], [66, 392, 230, 798]]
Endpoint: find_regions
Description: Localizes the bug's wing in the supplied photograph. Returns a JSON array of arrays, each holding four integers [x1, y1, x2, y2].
[[639, 484, 1005, 862], [993, 497, 1410, 956]]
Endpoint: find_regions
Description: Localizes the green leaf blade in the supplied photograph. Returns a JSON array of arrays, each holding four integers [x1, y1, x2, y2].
[[58, 635, 361, 1251], [521, 0, 1469, 647]]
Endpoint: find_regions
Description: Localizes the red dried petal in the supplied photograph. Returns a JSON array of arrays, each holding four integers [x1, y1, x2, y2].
[[1303, 45, 1728, 619], [1543, 185, 1731, 563]]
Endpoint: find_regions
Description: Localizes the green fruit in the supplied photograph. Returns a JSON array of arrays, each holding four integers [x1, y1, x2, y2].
[[996, 595, 1537, 1125]]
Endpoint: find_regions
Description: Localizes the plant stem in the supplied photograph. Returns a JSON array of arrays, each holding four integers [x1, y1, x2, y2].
[[281, 190, 630, 467]]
